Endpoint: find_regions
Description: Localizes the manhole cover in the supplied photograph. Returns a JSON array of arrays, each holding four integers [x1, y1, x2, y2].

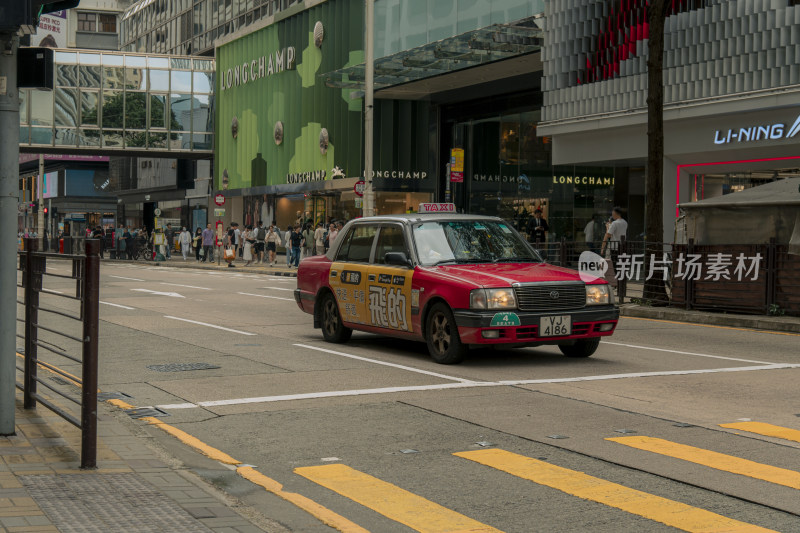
[[125, 407, 169, 419], [97, 392, 133, 401], [146, 362, 221, 372]]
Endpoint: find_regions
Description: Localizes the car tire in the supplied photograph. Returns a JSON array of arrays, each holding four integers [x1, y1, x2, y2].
[[558, 338, 600, 358], [320, 292, 352, 343], [425, 303, 466, 364]]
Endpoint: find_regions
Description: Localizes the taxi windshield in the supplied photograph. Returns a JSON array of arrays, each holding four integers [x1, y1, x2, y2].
[[412, 220, 544, 267]]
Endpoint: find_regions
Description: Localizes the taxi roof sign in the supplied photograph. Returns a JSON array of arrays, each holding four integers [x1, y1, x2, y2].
[[418, 203, 456, 213]]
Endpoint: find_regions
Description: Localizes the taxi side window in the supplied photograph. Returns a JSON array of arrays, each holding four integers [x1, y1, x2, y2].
[[336, 225, 377, 263], [374, 225, 409, 265]]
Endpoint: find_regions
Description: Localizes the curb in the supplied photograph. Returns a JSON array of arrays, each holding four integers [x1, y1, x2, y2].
[[619, 304, 800, 334]]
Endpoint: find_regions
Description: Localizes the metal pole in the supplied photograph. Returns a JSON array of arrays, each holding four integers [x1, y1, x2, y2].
[[38, 154, 44, 247], [23, 238, 38, 410], [81, 239, 100, 469], [0, 33, 20, 435], [362, 0, 375, 217]]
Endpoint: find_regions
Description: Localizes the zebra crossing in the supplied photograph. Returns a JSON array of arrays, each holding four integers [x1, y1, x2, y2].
[[292, 421, 800, 533]]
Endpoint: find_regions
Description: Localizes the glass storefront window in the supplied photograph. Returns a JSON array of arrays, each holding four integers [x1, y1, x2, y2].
[[192, 71, 213, 93], [125, 67, 146, 90], [55, 88, 78, 127], [55, 128, 78, 147], [30, 91, 53, 126], [104, 67, 125, 89], [101, 91, 123, 128], [80, 91, 99, 126], [170, 70, 192, 92], [57, 65, 78, 87], [125, 92, 147, 129], [149, 94, 168, 129], [78, 65, 101, 88], [149, 69, 170, 91]]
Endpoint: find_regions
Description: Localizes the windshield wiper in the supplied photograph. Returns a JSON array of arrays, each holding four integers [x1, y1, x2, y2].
[[493, 257, 542, 263], [430, 258, 492, 266]]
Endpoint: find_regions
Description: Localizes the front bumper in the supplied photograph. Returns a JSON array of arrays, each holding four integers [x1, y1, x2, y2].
[[452, 306, 619, 345]]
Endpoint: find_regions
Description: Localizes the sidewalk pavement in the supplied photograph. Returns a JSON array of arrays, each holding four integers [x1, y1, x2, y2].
[[619, 303, 800, 334], [0, 390, 273, 533]]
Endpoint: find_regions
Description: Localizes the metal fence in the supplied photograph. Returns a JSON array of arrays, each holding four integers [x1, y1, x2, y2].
[[16, 238, 100, 469], [537, 238, 800, 317]]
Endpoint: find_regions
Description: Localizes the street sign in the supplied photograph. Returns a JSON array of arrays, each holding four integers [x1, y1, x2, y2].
[[418, 203, 456, 213], [154, 208, 162, 216], [354, 198, 363, 209], [214, 208, 225, 217], [214, 193, 226, 206], [450, 148, 464, 183], [354, 180, 365, 197]]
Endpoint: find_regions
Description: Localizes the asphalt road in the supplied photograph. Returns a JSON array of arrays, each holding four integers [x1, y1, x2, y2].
[[22, 260, 800, 532]]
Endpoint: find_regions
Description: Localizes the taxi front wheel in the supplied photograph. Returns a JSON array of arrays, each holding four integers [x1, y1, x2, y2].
[[425, 303, 466, 364], [558, 338, 600, 358], [320, 292, 352, 343]]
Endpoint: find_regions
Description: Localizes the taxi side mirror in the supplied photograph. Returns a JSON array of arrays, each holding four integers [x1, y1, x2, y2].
[[385, 251, 412, 268]]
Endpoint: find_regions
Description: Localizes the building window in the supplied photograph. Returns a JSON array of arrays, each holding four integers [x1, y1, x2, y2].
[[77, 12, 95, 32], [99, 14, 117, 33], [78, 12, 117, 33]]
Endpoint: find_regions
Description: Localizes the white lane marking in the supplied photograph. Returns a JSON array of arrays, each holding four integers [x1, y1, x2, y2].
[[109, 275, 145, 281], [294, 344, 477, 384], [259, 286, 294, 291], [238, 291, 294, 302], [132, 289, 185, 298], [600, 341, 773, 365], [164, 316, 257, 335], [156, 363, 800, 410], [496, 364, 800, 385], [100, 301, 135, 310], [161, 282, 211, 290], [42, 289, 64, 295]]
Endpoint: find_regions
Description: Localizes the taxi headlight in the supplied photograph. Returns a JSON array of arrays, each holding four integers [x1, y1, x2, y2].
[[470, 288, 517, 310], [586, 284, 611, 305]]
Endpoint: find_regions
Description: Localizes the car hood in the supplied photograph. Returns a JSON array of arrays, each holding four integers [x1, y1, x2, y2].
[[425, 262, 591, 287]]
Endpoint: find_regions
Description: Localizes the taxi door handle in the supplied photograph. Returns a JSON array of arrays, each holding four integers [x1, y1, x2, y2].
[[330, 270, 337, 277], [368, 274, 376, 281]]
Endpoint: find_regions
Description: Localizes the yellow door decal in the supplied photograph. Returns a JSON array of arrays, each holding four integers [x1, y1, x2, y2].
[[367, 268, 414, 333], [329, 262, 369, 325]]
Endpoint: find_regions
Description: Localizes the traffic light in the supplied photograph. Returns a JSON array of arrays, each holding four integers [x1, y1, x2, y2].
[[43, 206, 48, 215]]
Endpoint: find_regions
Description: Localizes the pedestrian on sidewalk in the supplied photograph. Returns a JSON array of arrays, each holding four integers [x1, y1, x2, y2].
[[302, 222, 314, 258], [124, 227, 133, 260], [243, 225, 255, 266], [266, 223, 281, 266], [254, 221, 267, 264], [234, 223, 242, 258], [165, 223, 174, 259], [193, 228, 202, 261], [601, 206, 628, 289], [314, 222, 325, 255], [201, 223, 214, 262], [290, 225, 303, 268], [284, 225, 293, 267], [179, 227, 192, 260]]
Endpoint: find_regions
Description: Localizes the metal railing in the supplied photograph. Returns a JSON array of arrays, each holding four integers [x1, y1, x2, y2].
[[16, 238, 100, 469], [536, 238, 799, 316]]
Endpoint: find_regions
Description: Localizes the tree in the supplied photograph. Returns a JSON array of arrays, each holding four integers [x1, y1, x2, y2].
[[644, 0, 668, 304]]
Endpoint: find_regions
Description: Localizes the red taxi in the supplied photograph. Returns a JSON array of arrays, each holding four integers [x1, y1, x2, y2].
[[294, 214, 618, 364]]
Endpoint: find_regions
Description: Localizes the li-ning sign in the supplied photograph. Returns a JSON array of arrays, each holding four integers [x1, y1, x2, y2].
[[714, 114, 800, 145], [221, 47, 296, 91]]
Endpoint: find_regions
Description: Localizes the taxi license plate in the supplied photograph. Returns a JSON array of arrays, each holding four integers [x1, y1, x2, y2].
[[540, 315, 571, 337]]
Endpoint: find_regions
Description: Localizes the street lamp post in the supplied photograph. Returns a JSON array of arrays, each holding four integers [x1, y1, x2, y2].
[[362, 0, 375, 217]]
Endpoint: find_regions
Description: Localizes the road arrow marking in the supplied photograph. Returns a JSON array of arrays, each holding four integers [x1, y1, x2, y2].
[[131, 289, 185, 298]]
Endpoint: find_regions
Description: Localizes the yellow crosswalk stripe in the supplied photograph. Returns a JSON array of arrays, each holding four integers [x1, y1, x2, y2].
[[720, 421, 800, 443], [295, 463, 503, 533], [455, 449, 775, 533], [608, 436, 800, 490]]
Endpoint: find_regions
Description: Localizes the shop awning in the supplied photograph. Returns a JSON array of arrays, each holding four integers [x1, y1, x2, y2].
[[322, 15, 543, 94]]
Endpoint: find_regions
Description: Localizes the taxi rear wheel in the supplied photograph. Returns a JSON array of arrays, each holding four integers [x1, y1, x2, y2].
[[320, 292, 352, 343], [559, 338, 600, 358], [425, 303, 466, 364]]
